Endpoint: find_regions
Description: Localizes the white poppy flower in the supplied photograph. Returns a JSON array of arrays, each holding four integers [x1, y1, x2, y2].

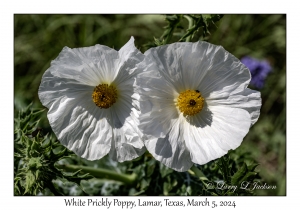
[[137, 41, 261, 172], [38, 37, 145, 162]]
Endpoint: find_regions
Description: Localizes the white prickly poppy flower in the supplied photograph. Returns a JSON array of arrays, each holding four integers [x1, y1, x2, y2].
[[38, 37, 145, 162], [137, 41, 261, 172]]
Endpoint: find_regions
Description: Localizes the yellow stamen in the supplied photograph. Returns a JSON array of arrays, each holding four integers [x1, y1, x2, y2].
[[92, 84, 118, 109], [176, 89, 204, 116]]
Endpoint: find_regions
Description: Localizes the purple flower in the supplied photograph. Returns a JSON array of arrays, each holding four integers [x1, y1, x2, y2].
[[241, 56, 272, 89]]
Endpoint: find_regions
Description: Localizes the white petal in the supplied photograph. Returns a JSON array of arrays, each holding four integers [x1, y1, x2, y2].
[[47, 91, 113, 160], [38, 69, 88, 109], [118, 37, 138, 61], [112, 77, 144, 148], [137, 65, 180, 138], [184, 106, 251, 165], [144, 45, 186, 93], [144, 42, 208, 92], [49, 44, 120, 86], [191, 42, 250, 99], [108, 92, 146, 161], [113, 37, 145, 85], [39, 69, 113, 160], [207, 88, 261, 125], [144, 41, 251, 98], [105, 69, 145, 162], [109, 128, 145, 162], [137, 65, 193, 170], [144, 117, 193, 172], [137, 63, 178, 99], [139, 97, 179, 139]]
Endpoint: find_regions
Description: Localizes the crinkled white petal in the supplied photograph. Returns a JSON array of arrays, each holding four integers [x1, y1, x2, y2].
[[137, 57, 179, 99], [144, 117, 193, 172], [38, 69, 85, 109], [39, 70, 112, 160], [144, 45, 186, 93], [207, 88, 261, 125], [195, 48, 250, 99], [49, 45, 120, 86], [113, 37, 145, 86], [184, 106, 251, 165], [39, 37, 146, 162], [109, 127, 146, 162], [48, 37, 142, 87], [137, 67, 193, 171], [139, 96, 179, 139], [139, 99, 178, 139], [144, 41, 251, 98], [108, 78, 145, 162], [137, 64, 179, 138]]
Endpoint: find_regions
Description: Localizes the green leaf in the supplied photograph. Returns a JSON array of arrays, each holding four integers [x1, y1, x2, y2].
[[231, 163, 248, 185], [52, 178, 84, 196], [28, 157, 42, 170], [186, 186, 192, 195], [140, 178, 150, 190], [146, 159, 156, 177], [80, 179, 103, 195], [247, 163, 259, 172], [39, 188, 55, 195], [24, 171, 36, 194], [240, 172, 258, 184], [159, 164, 173, 178], [41, 136, 51, 148], [52, 145, 66, 156], [163, 182, 170, 195]]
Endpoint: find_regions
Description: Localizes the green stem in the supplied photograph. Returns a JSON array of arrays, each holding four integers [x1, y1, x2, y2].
[[57, 164, 137, 185], [163, 27, 176, 45], [189, 165, 209, 188], [162, 15, 182, 45], [183, 15, 194, 42], [220, 156, 230, 183]]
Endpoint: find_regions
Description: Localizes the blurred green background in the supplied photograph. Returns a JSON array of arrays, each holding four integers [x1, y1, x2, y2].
[[14, 14, 286, 195]]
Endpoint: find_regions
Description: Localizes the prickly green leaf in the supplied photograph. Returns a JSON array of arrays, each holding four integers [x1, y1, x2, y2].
[[28, 157, 42, 170], [140, 179, 150, 190], [160, 164, 173, 178], [231, 163, 248, 185], [240, 172, 258, 184], [80, 179, 103, 195], [52, 145, 66, 156], [247, 163, 259, 172], [52, 178, 84, 196], [24, 171, 35, 194], [41, 136, 51, 148]]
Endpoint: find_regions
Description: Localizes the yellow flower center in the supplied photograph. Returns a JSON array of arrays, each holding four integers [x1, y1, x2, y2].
[[176, 89, 204, 116], [92, 84, 118, 109]]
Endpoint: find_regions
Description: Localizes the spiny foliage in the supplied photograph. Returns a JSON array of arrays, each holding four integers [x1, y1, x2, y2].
[[144, 14, 223, 49], [14, 104, 260, 196], [195, 155, 260, 196], [14, 104, 91, 195]]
